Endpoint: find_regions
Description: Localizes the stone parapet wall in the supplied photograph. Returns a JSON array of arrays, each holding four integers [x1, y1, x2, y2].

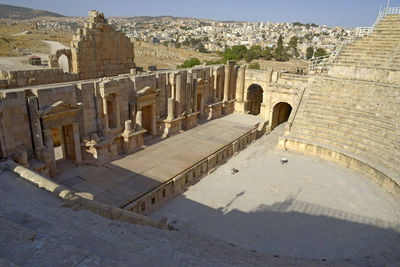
[[0, 68, 78, 89]]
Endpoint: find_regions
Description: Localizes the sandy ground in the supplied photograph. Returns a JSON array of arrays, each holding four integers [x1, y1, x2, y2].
[[151, 124, 400, 261], [0, 40, 68, 71]]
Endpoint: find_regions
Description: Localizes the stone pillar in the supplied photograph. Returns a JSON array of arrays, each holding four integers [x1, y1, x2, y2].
[[200, 92, 205, 118], [151, 103, 157, 137], [124, 120, 133, 134], [129, 101, 136, 123], [223, 65, 230, 102], [136, 110, 143, 128], [114, 94, 121, 128], [102, 97, 109, 132], [72, 123, 82, 164], [186, 73, 192, 113], [176, 74, 182, 116], [43, 130, 54, 152], [27, 97, 44, 156], [193, 76, 198, 112], [42, 129, 56, 175], [236, 65, 246, 101], [167, 98, 175, 120], [213, 69, 218, 101]]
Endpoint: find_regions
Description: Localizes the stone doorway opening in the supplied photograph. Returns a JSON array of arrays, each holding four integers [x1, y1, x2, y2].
[[107, 98, 117, 129], [51, 125, 77, 171], [246, 84, 263, 115], [197, 95, 202, 118], [142, 105, 153, 135], [271, 102, 292, 130]]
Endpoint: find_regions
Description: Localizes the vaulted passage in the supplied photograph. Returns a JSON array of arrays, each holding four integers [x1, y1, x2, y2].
[[246, 84, 263, 115], [271, 102, 292, 129]]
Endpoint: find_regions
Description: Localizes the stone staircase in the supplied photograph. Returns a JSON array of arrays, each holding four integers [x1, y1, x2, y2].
[[336, 15, 400, 69], [1, 170, 356, 266], [288, 77, 400, 183]]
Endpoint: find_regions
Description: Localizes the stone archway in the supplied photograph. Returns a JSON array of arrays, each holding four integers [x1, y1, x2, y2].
[[58, 54, 70, 73], [271, 102, 292, 130], [48, 49, 72, 72], [245, 84, 263, 115]]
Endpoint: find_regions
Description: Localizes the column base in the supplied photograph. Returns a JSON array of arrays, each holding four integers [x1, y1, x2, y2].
[[122, 128, 147, 154], [234, 100, 249, 114], [160, 117, 184, 138], [222, 99, 236, 115], [183, 112, 200, 130], [205, 101, 223, 120]]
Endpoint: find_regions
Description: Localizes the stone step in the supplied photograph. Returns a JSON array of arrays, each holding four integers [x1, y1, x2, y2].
[[304, 99, 400, 123], [293, 115, 399, 153], [289, 130, 400, 176], [299, 107, 398, 136], [305, 94, 400, 112], [305, 91, 400, 113], [290, 126, 400, 172], [292, 120, 399, 160]]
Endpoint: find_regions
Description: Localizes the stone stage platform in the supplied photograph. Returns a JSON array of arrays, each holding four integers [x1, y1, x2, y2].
[[54, 114, 266, 213]]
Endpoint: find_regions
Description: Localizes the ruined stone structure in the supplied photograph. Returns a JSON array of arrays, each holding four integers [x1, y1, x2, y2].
[[0, 61, 239, 178], [0, 11, 399, 263], [70, 10, 135, 80]]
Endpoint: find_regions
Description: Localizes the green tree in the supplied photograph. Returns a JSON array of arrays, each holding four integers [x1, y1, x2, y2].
[[178, 58, 201, 69], [289, 36, 299, 58], [315, 48, 328, 58], [261, 47, 273, 60], [306, 46, 314, 60], [197, 44, 208, 53], [274, 35, 290, 62], [248, 62, 260, 70]]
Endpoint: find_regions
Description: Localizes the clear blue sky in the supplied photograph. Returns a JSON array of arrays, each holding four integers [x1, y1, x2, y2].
[[0, 0, 396, 27]]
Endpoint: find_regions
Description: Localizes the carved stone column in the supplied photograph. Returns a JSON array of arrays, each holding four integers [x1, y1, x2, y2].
[[213, 69, 218, 101], [167, 98, 175, 120], [114, 94, 121, 128], [102, 97, 109, 132], [27, 97, 44, 157], [42, 129, 56, 175], [151, 102, 157, 137], [72, 122, 82, 164], [193, 76, 198, 112], [136, 110, 143, 128], [223, 65, 230, 102], [236, 65, 246, 101], [176, 74, 182, 116], [186, 73, 192, 113]]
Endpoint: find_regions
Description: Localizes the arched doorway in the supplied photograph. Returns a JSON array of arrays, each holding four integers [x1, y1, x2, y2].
[[58, 54, 70, 73], [271, 102, 292, 129], [246, 84, 263, 115]]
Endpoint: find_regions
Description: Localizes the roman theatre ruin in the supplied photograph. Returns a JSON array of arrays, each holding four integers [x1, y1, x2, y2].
[[0, 9, 399, 266]]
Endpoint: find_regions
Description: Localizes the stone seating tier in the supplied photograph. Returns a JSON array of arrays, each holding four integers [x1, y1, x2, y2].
[[335, 15, 400, 69], [289, 77, 400, 180]]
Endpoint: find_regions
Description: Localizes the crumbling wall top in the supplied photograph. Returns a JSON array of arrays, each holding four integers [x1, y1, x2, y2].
[[88, 10, 106, 23]]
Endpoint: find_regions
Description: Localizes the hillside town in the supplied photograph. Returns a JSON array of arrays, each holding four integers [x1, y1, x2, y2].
[[110, 17, 354, 59]]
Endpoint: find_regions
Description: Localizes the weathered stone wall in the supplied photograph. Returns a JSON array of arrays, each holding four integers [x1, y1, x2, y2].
[[0, 63, 237, 175], [0, 91, 32, 158], [70, 10, 135, 80], [0, 69, 78, 89], [240, 69, 307, 122]]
